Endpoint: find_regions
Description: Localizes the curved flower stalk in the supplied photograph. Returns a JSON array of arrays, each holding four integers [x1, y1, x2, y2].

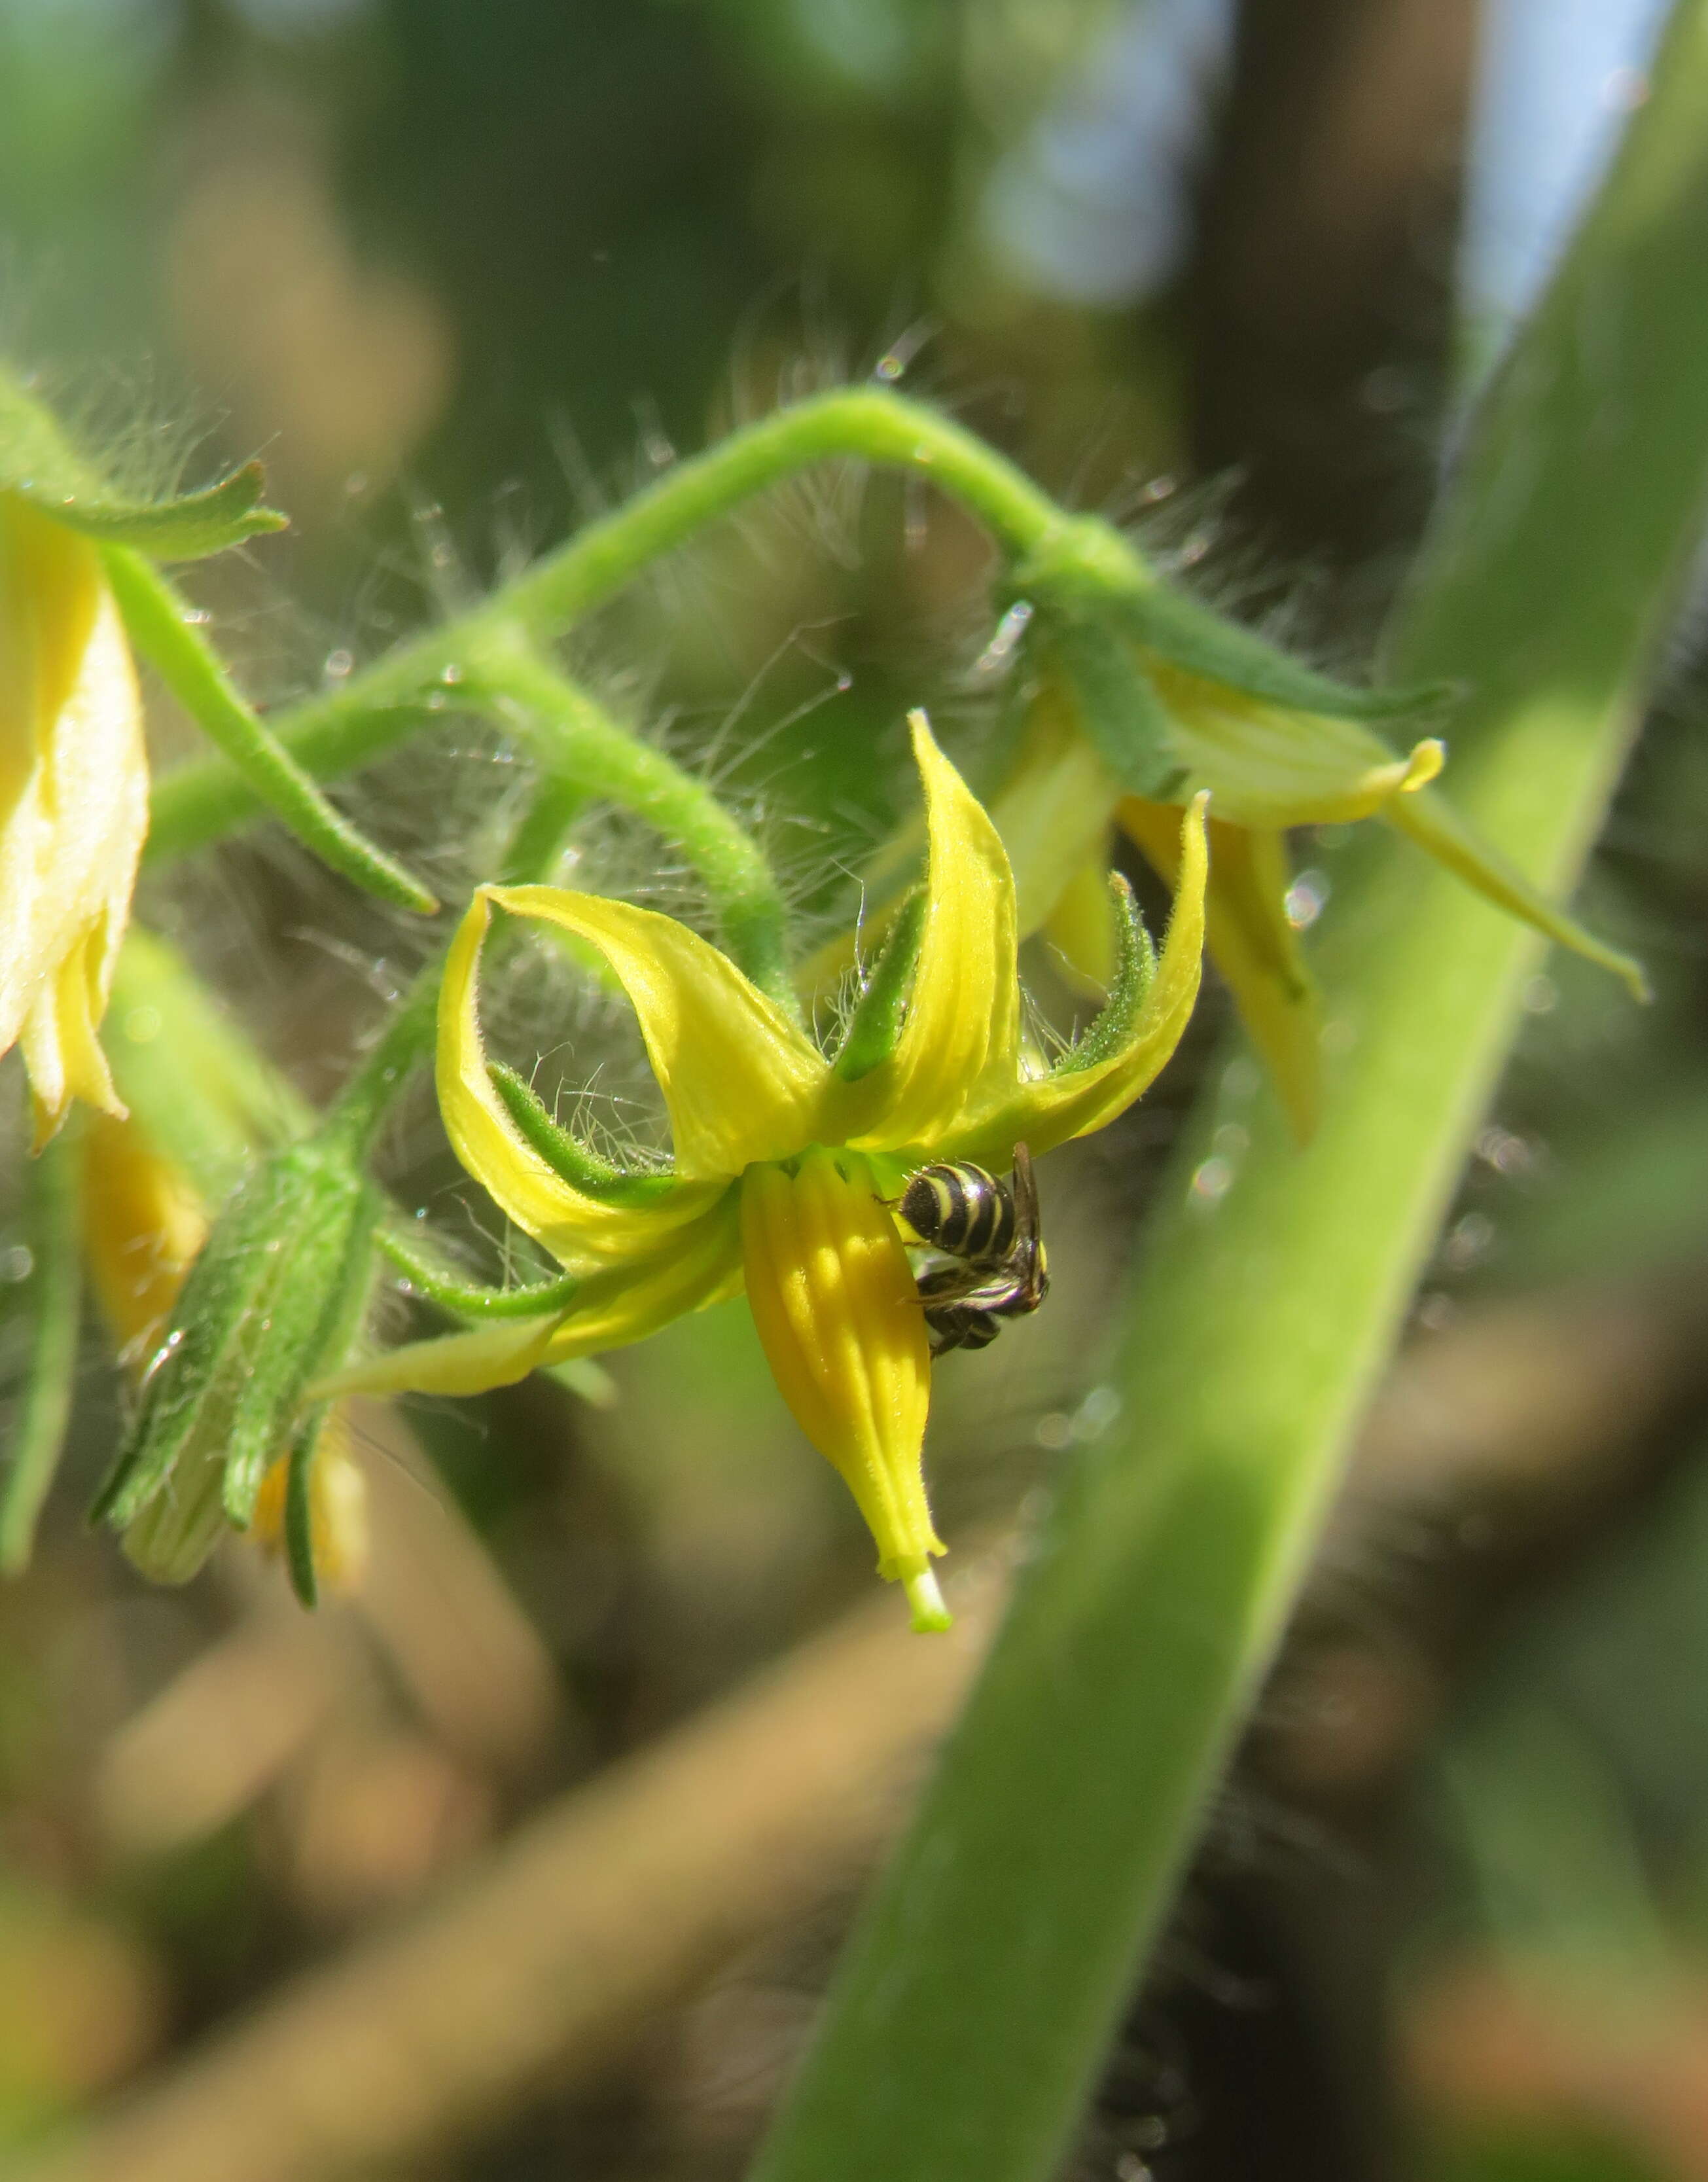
[[984, 620, 1648, 1141], [0, 493, 149, 1145], [319, 715, 1209, 1628]]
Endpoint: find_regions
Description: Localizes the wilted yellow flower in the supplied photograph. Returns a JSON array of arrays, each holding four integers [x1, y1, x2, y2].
[[319, 715, 1208, 1628], [987, 649, 1645, 1141], [0, 493, 147, 1146]]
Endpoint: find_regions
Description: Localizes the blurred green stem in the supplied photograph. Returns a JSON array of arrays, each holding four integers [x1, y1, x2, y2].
[[748, 6, 1708, 2180], [145, 389, 1064, 865], [0, 1126, 84, 1573]]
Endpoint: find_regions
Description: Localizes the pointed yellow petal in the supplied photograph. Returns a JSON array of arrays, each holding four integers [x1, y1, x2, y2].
[[0, 495, 147, 1140], [1148, 658, 1443, 829], [22, 921, 128, 1146], [315, 1192, 743, 1400], [740, 1148, 945, 1624], [959, 795, 1209, 1163], [484, 884, 830, 1179], [1382, 783, 1649, 1001], [437, 889, 733, 1268], [846, 712, 1020, 1153], [1120, 800, 1323, 1141]]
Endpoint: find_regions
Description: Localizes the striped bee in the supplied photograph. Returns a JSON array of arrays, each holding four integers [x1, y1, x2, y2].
[[896, 1143, 1049, 1356]]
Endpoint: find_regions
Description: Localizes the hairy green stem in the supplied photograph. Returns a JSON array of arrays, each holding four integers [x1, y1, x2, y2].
[[465, 643, 799, 1013], [748, 7, 1708, 2179], [319, 963, 443, 1159], [0, 1126, 84, 1573], [145, 388, 1065, 863], [105, 548, 436, 912]]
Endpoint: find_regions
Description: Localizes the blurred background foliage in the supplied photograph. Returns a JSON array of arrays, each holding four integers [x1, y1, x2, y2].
[[2, 3, 1708, 2179]]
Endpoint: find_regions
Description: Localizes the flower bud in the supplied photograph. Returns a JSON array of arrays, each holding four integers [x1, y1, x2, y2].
[[92, 1136, 378, 1583]]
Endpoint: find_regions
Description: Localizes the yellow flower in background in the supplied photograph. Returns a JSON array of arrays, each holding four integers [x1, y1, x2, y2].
[[249, 1407, 369, 1592], [320, 715, 1208, 1629], [83, 1110, 210, 1363], [0, 493, 148, 1146], [986, 651, 1646, 1141], [83, 1110, 369, 1591]]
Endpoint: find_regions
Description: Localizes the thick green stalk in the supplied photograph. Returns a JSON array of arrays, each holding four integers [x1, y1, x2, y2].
[[144, 389, 1065, 863], [749, 7, 1708, 2179]]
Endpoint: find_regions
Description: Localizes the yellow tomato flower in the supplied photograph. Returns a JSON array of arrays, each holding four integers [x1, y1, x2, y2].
[[319, 715, 1209, 1629], [0, 493, 148, 1146], [986, 654, 1646, 1141]]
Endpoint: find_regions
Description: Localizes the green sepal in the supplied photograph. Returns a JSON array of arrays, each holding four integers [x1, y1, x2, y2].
[[1111, 582, 1458, 723], [376, 1222, 582, 1319], [1007, 512, 1453, 723], [0, 373, 286, 560], [107, 550, 438, 915], [1051, 875, 1156, 1078], [0, 1126, 86, 1575], [1040, 618, 1190, 801], [282, 1409, 325, 1609], [15, 461, 287, 560], [94, 1136, 380, 1577], [834, 889, 927, 1082], [489, 1063, 677, 1206]]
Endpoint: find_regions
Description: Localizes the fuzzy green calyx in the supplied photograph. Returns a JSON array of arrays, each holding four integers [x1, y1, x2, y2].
[[0, 369, 286, 560], [1006, 512, 1453, 726], [92, 1136, 379, 1583]]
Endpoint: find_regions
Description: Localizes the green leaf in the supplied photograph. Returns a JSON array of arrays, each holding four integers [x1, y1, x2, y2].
[[15, 461, 287, 560], [0, 1127, 84, 1575]]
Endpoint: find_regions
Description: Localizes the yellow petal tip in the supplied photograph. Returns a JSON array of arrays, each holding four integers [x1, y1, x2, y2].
[[1400, 738, 1446, 792], [903, 1564, 952, 1633]]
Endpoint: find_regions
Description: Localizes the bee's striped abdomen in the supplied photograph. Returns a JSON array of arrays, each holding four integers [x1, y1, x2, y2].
[[899, 1163, 1016, 1263]]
